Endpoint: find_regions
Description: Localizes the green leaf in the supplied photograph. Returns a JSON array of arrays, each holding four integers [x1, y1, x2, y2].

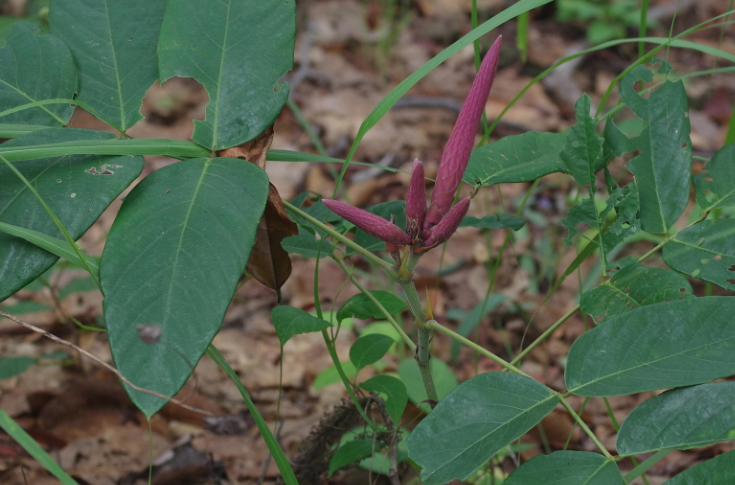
[[271, 305, 330, 346], [662, 450, 735, 484], [399, 358, 457, 409], [281, 226, 332, 258], [449, 294, 506, 362], [566, 297, 735, 397], [351, 200, 407, 255], [360, 375, 408, 424], [349, 334, 394, 372], [581, 261, 693, 322], [157, 0, 295, 150], [406, 372, 557, 485], [0, 128, 143, 302], [337, 291, 406, 322], [329, 439, 383, 477], [460, 215, 526, 231], [101, 157, 269, 416], [0, 356, 35, 379], [313, 361, 356, 390], [504, 451, 622, 485], [49, 0, 167, 131], [602, 120, 635, 163], [561, 94, 604, 192], [0, 23, 76, 126], [617, 382, 735, 455], [663, 219, 735, 291], [620, 65, 692, 233], [693, 144, 735, 211], [463, 131, 567, 187]]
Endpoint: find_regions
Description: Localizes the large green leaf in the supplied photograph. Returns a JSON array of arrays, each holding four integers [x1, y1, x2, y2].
[[620, 64, 691, 233], [693, 144, 735, 211], [560, 95, 604, 192], [566, 297, 735, 397], [0, 23, 76, 126], [157, 0, 295, 150], [663, 219, 735, 291], [617, 382, 735, 455], [462, 131, 567, 187], [49, 0, 167, 131], [504, 451, 622, 485], [0, 128, 143, 302], [581, 260, 693, 322], [663, 450, 735, 484], [406, 372, 556, 485], [101, 157, 269, 416]]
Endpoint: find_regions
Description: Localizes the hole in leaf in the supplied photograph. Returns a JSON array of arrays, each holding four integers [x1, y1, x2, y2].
[[680, 288, 686, 292], [681, 143, 688, 148], [729, 265, 735, 272], [705, 177, 714, 182], [684, 112, 689, 118], [728, 279, 735, 285], [715, 255, 722, 261]]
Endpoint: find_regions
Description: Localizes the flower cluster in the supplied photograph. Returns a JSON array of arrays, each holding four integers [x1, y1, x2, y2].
[[323, 36, 502, 254]]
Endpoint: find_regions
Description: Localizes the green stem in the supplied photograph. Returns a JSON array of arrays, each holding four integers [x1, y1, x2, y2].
[[639, 0, 650, 60], [283, 200, 393, 271], [623, 449, 672, 483], [558, 397, 614, 460], [510, 304, 579, 366]]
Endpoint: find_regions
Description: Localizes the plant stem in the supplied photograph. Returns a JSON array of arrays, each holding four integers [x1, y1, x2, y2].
[[424, 320, 529, 377], [397, 279, 439, 403], [558, 397, 614, 460], [623, 449, 672, 483], [510, 304, 579, 366], [282, 200, 393, 271]]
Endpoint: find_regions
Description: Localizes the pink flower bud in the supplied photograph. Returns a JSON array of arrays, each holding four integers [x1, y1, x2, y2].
[[426, 35, 502, 227], [323, 199, 413, 246], [422, 198, 471, 248], [405, 159, 426, 239]]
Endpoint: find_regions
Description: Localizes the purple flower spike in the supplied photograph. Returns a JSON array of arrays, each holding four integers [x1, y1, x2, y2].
[[425, 35, 502, 228], [323, 199, 414, 246], [405, 159, 426, 240], [423, 198, 471, 248]]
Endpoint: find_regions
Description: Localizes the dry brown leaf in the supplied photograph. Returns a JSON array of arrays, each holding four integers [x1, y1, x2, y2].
[[217, 126, 297, 298]]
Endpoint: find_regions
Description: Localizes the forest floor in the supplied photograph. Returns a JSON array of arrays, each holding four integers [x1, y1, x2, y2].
[[1, 0, 734, 484]]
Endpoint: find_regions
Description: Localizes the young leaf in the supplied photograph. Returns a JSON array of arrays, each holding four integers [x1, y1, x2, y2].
[[157, 0, 295, 150], [566, 297, 735, 397], [504, 451, 623, 485], [581, 261, 693, 322], [460, 215, 526, 231], [661, 450, 735, 484], [49, 0, 167, 131], [406, 372, 557, 485], [694, 144, 735, 211], [281, 227, 332, 258], [271, 305, 330, 346], [462, 131, 567, 187], [617, 382, 735, 456], [101, 157, 269, 417], [663, 219, 735, 291], [398, 358, 458, 409], [0, 356, 35, 379], [0, 23, 76, 126], [349, 334, 394, 372], [560, 94, 604, 192], [337, 291, 407, 322], [0, 128, 143, 302], [359, 375, 408, 425], [620, 64, 692, 234], [328, 439, 384, 477]]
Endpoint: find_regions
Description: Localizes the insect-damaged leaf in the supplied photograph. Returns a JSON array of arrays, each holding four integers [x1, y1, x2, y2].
[[101, 157, 269, 416], [157, 0, 295, 150], [693, 143, 735, 211], [219, 127, 297, 297], [560, 94, 604, 192]]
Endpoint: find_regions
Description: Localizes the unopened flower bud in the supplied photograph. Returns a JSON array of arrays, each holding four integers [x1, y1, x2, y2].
[[405, 159, 426, 239], [323, 199, 413, 246], [422, 198, 471, 248], [426, 35, 502, 227]]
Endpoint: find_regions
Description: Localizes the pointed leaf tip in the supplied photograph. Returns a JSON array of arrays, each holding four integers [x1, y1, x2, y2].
[[405, 159, 426, 239], [323, 199, 413, 246], [427, 35, 502, 226], [423, 198, 471, 248]]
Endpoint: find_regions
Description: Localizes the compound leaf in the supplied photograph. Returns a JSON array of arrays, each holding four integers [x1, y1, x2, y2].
[[157, 0, 295, 150], [271, 305, 330, 346], [663, 219, 735, 291], [693, 143, 735, 211], [0, 23, 76, 126], [0, 128, 143, 302], [618, 382, 735, 455], [49, 0, 167, 131], [566, 297, 735, 397], [101, 157, 269, 416], [662, 450, 735, 484], [504, 451, 622, 485], [406, 372, 556, 485]]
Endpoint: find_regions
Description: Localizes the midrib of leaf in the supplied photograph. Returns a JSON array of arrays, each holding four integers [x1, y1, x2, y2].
[[600, 281, 640, 308], [583, 460, 615, 485], [1, 156, 66, 214], [422, 393, 556, 482], [0, 78, 66, 126], [211, 0, 232, 148], [103, 0, 126, 131], [477, 157, 560, 185]]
